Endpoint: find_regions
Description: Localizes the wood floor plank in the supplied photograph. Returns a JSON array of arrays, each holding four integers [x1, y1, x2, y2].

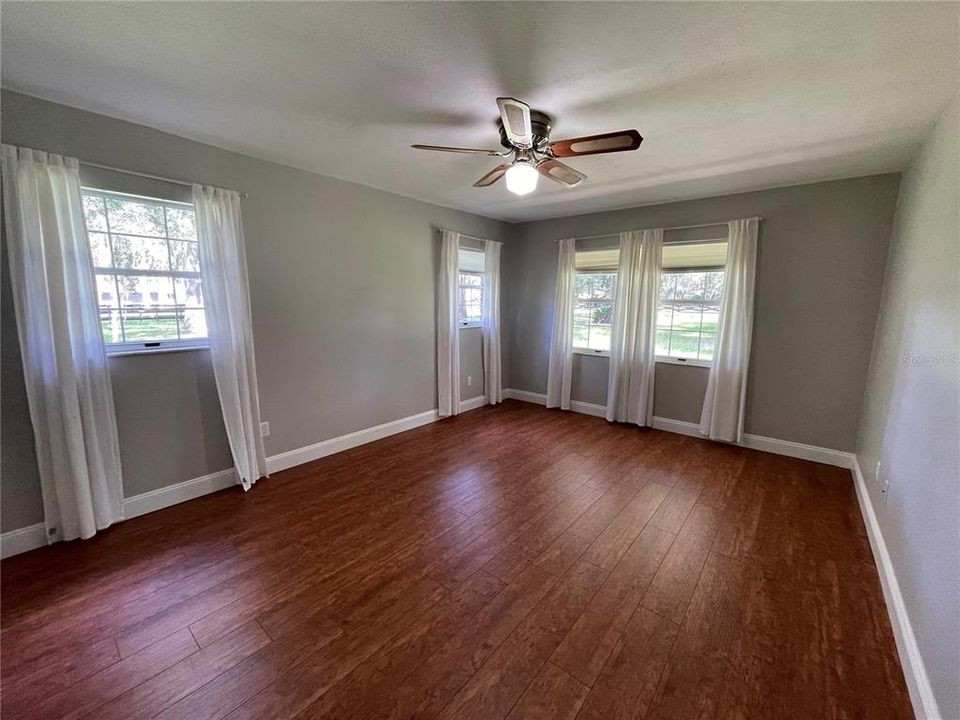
[[0, 402, 913, 720], [114, 545, 308, 657], [648, 475, 703, 534], [187, 556, 321, 647], [575, 608, 679, 720], [581, 481, 670, 570], [369, 564, 558, 720], [533, 484, 638, 576], [641, 502, 722, 623], [27, 629, 198, 720], [436, 559, 607, 720], [156, 616, 343, 720], [0, 636, 120, 713], [505, 662, 589, 720], [222, 578, 449, 720], [295, 571, 505, 719], [94, 621, 270, 719], [643, 552, 751, 720], [551, 523, 674, 686], [428, 489, 568, 589]]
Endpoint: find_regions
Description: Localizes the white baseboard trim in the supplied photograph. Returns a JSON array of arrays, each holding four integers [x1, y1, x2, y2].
[[650, 415, 703, 438], [1, 398, 494, 559], [266, 408, 440, 474], [851, 458, 939, 720], [650, 415, 857, 469], [503, 388, 854, 469], [0, 522, 47, 559], [459, 395, 489, 413], [740, 433, 854, 469], [571, 400, 607, 418], [503, 388, 547, 405], [122, 468, 238, 521], [266, 396, 488, 474]]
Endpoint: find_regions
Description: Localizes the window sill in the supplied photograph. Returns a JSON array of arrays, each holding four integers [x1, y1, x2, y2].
[[573, 348, 610, 358], [458, 323, 483, 330], [656, 356, 712, 368], [106, 341, 209, 357]]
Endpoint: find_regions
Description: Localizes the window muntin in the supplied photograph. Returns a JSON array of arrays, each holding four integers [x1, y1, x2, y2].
[[656, 269, 724, 363], [573, 271, 616, 353], [458, 271, 483, 326], [82, 189, 207, 353]]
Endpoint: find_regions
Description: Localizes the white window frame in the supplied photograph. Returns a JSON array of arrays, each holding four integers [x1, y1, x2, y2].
[[82, 188, 209, 356], [457, 269, 484, 328], [573, 269, 616, 357], [655, 267, 725, 368]]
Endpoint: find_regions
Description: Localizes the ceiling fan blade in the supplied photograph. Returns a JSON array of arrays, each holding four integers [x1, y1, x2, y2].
[[496, 97, 534, 148], [411, 144, 503, 156], [537, 159, 586, 187], [548, 129, 643, 158], [473, 164, 510, 187]]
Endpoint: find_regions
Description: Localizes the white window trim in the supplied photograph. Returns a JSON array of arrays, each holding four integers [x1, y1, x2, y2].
[[655, 355, 712, 368], [573, 347, 610, 358], [106, 338, 209, 357]]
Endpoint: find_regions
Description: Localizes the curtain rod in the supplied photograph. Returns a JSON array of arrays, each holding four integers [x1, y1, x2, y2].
[[557, 218, 763, 242], [81, 160, 249, 198]]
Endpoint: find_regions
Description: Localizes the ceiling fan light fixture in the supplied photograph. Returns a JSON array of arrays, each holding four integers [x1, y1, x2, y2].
[[412, 98, 643, 194], [505, 161, 539, 196]]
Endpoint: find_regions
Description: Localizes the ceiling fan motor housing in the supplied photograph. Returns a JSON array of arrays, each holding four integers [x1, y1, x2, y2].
[[498, 110, 553, 150]]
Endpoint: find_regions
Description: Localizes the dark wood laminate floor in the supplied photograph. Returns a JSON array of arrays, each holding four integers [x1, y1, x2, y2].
[[1, 400, 912, 720]]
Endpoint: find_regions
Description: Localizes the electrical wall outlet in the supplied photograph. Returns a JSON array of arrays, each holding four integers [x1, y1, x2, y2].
[[260, 421, 270, 437], [466, 375, 473, 387], [877, 461, 892, 502]]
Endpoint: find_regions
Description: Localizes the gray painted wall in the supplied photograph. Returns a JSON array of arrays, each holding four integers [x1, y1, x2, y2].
[[459, 327, 486, 402], [569, 355, 708, 425], [1, 90, 509, 532], [856, 95, 959, 718], [504, 174, 901, 451]]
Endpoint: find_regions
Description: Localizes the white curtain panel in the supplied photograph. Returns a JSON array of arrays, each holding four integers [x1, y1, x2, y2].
[[1, 145, 124, 541], [193, 184, 268, 490], [437, 229, 460, 417], [700, 217, 759, 442], [606, 229, 663, 425], [482, 239, 502, 405], [546, 238, 576, 410]]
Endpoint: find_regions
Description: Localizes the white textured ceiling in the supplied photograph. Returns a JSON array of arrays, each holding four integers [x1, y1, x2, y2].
[[2, 2, 957, 222]]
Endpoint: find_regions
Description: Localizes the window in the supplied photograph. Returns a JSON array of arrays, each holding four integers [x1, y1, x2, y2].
[[82, 189, 207, 354], [573, 248, 617, 354], [458, 247, 484, 327], [573, 272, 616, 354], [656, 269, 725, 363], [458, 271, 483, 325]]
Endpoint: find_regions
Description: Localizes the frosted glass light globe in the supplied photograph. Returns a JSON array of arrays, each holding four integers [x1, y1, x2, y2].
[[505, 162, 539, 196]]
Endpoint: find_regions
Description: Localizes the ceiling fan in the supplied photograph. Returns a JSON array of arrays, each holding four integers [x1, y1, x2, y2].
[[412, 97, 642, 196]]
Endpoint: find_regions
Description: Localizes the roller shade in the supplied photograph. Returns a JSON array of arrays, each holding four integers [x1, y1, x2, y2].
[[575, 241, 727, 271], [575, 248, 619, 271], [662, 241, 727, 269], [459, 247, 485, 272]]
